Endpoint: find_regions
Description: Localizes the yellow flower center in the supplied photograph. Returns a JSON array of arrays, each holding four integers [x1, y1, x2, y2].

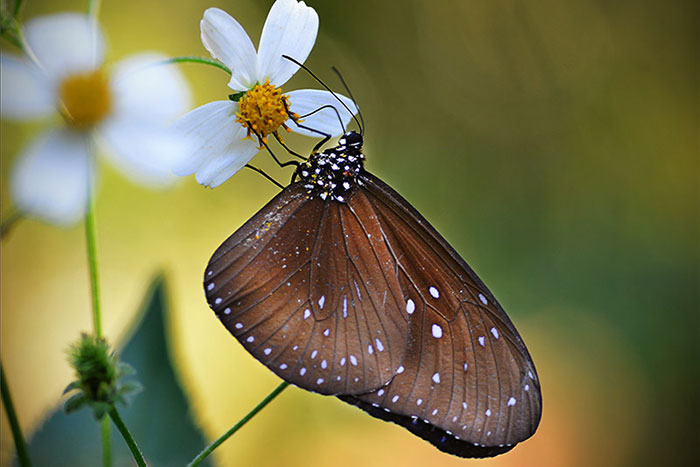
[[235, 79, 296, 145], [58, 69, 112, 128]]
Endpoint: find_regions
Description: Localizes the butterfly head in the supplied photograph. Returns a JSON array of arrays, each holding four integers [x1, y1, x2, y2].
[[296, 131, 365, 203]]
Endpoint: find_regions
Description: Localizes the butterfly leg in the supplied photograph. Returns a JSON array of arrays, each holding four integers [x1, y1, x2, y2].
[[273, 133, 307, 161], [283, 100, 332, 153], [244, 164, 284, 189]]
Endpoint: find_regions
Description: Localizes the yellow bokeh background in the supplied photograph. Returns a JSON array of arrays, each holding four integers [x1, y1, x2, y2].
[[1, 0, 697, 465]]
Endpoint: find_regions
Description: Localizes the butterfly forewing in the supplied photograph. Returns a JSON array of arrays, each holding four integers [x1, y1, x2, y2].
[[205, 183, 409, 396], [335, 173, 541, 456]]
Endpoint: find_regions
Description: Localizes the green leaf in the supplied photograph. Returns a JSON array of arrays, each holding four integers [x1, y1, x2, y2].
[[116, 362, 136, 377], [63, 381, 80, 395], [92, 402, 110, 421], [229, 91, 246, 102], [64, 394, 87, 413]]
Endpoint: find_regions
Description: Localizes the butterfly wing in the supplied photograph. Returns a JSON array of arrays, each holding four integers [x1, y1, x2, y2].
[[338, 173, 542, 458], [205, 183, 409, 396]]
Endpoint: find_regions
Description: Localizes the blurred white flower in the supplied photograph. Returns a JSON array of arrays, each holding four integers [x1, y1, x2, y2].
[[173, 0, 357, 188], [1, 13, 192, 225]]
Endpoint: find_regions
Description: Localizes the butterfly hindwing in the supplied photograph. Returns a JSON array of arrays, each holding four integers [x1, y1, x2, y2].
[[336, 173, 542, 456]]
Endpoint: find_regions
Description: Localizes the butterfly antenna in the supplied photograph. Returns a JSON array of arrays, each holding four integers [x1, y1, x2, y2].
[[331, 66, 364, 136], [299, 104, 346, 133], [282, 54, 362, 133]]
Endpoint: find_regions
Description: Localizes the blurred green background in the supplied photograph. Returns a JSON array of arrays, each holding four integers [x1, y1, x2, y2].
[[1, 0, 697, 466]]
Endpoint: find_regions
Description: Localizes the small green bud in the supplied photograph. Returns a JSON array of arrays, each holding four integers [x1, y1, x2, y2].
[[64, 333, 142, 420]]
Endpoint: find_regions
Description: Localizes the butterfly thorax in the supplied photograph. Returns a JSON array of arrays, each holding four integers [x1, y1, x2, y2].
[[296, 131, 365, 203]]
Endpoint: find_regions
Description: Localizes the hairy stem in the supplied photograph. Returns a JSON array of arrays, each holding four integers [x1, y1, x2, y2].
[[187, 382, 289, 467], [1, 361, 32, 466], [160, 56, 232, 75], [109, 407, 147, 467]]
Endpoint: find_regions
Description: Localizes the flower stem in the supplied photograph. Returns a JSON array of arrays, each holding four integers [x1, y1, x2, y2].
[[1, 361, 32, 466], [187, 381, 290, 467], [84, 176, 110, 463], [84, 195, 102, 338], [108, 407, 147, 467], [101, 418, 111, 467], [0, 210, 22, 238], [87, 0, 101, 17], [161, 56, 232, 75], [12, 0, 23, 17]]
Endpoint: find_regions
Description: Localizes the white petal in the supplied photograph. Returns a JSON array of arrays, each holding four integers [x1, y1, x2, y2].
[[195, 139, 258, 188], [110, 53, 192, 123], [98, 117, 190, 187], [200, 8, 257, 91], [10, 128, 92, 226], [24, 13, 104, 81], [286, 89, 357, 137], [172, 100, 258, 187], [257, 0, 319, 86], [0, 54, 54, 120]]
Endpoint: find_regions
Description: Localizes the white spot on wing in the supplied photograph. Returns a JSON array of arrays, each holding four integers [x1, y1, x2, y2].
[[350, 355, 358, 366], [235, 323, 243, 329], [429, 286, 440, 298], [507, 397, 517, 406], [279, 363, 287, 370], [432, 372, 441, 383], [224, 308, 231, 315], [392, 395, 399, 403], [263, 348, 272, 355], [300, 367, 307, 376], [246, 336, 254, 343], [490, 327, 500, 339], [368, 345, 374, 355], [318, 295, 325, 309], [431, 323, 443, 339], [375, 338, 384, 352], [207, 283, 215, 291], [406, 299, 415, 314], [303, 309, 311, 320], [479, 293, 488, 305], [478, 336, 485, 347], [397, 365, 405, 374]]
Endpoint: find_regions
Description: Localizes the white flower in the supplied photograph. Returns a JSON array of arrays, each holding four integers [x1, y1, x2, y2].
[[1, 13, 192, 225], [173, 0, 357, 188]]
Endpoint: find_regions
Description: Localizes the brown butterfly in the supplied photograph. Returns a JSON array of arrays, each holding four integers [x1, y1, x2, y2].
[[204, 130, 541, 458]]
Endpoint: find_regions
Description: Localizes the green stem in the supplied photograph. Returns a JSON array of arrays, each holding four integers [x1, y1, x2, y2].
[[0, 210, 22, 238], [12, 0, 23, 17], [87, 0, 101, 17], [84, 195, 102, 338], [187, 382, 289, 467], [108, 407, 146, 467], [1, 361, 32, 466], [101, 417, 111, 467], [161, 56, 231, 75]]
